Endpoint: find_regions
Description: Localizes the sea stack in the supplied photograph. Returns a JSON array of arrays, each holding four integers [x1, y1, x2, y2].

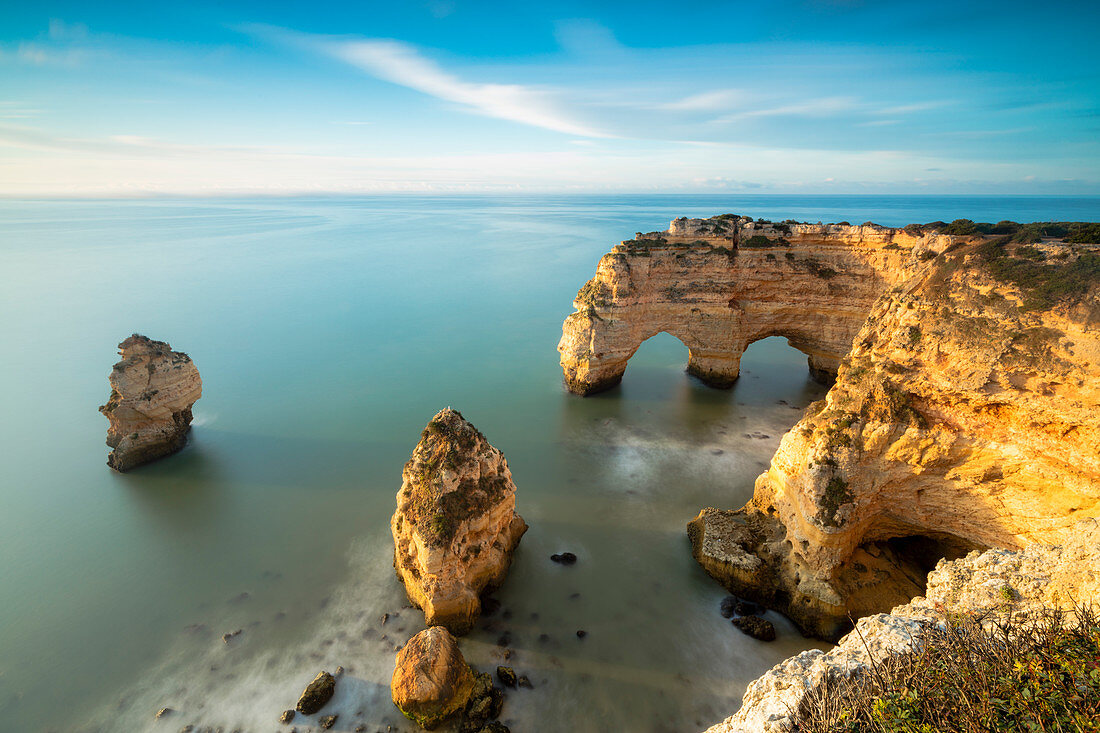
[[99, 334, 202, 472], [391, 408, 527, 634]]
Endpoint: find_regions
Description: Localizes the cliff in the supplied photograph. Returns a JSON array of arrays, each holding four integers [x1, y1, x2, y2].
[[704, 519, 1100, 733], [391, 408, 527, 634], [99, 334, 203, 471], [558, 216, 957, 394], [690, 229, 1100, 638]]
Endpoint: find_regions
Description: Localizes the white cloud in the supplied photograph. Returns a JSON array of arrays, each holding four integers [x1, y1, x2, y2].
[[876, 101, 951, 115], [714, 96, 860, 122], [660, 90, 745, 112], [318, 37, 611, 138]]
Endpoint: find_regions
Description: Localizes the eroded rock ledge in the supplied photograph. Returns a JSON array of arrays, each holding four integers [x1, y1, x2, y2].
[[558, 216, 958, 395], [99, 334, 202, 471], [392, 409, 527, 634], [704, 519, 1100, 733], [687, 225, 1100, 639]]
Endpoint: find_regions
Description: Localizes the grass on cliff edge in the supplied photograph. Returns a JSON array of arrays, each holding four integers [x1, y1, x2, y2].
[[794, 606, 1100, 733]]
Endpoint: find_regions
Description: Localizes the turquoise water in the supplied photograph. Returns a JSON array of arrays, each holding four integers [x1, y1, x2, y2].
[[1, 195, 1098, 732]]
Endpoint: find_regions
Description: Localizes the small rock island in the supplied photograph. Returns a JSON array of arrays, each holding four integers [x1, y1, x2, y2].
[[392, 408, 527, 634], [99, 334, 202, 471]]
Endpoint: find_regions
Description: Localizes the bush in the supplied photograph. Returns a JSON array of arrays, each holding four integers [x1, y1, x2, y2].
[[743, 235, 790, 248], [943, 219, 978, 235], [795, 606, 1100, 733], [978, 237, 1100, 311], [1067, 223, 1100, 243]]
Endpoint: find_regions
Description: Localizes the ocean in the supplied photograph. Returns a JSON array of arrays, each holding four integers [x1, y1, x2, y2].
[[2, 194, 1098, 732]]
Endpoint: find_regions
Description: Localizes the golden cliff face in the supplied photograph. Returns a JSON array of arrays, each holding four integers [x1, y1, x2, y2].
[[99, 334, 202, 471], [558, 216, 950, 394], [690, 234, 1100, 639], [391, 408, 527, 635]]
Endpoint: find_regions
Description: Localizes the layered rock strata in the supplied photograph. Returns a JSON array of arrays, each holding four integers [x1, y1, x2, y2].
[[690, 231, 1100, 638], [704, 520, 1100, 733], [99, 334, 202, 471], [392, 409, 527, 634], [558, 216, 955, 394]]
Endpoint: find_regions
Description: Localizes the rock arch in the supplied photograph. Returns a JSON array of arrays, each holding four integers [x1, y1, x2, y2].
[[558, 217, 924, 395]]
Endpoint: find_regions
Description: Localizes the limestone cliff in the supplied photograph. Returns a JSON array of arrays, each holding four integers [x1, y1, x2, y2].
[[99, 334, 202, 472], [392, 409, 527, 634], [689, 230, 1100, 639], [703, 519, 1100, 733], [558, 216, 956, 394]]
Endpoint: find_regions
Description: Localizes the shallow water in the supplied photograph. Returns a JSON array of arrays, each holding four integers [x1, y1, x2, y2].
[[1, 195, 1098, 732]]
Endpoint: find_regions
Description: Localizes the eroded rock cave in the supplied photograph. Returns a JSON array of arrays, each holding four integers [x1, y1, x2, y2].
[[565, 215, 1100, 640]]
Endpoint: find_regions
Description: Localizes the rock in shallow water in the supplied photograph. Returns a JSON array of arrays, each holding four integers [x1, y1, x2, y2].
[[296, 671, 335, 715], [731, 615, 776, 642], [392, 627, 474, 729], [391, 409, 527, 634], [99, 334, 202, 471], [495, 666, 516, 688]]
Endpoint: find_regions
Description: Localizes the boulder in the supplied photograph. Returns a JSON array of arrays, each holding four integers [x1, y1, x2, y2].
[[392, 627, 475, 729], [495, 666, 516, 688], [296, 671, 335, 715], [731, 616, 776, 642], [99, 334, 202, 471], [392, 409, 527, 633]]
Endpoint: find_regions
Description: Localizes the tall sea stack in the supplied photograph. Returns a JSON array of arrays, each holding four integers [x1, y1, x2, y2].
[[99, 334, 203, 471], [391, 408, 527, 634]]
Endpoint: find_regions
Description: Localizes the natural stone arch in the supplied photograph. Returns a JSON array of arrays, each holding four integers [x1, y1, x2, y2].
[[558, 218, 918, 395]]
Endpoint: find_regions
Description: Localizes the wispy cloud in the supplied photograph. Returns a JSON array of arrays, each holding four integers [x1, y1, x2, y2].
[[712, 96, 860, 123], [280, 30, 611, 138], [876, 100, 952, 115], [659, 90, 745, 112]]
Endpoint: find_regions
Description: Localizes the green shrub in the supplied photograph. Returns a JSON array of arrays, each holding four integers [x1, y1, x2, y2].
[[978, 236, 1100, 311], [806, 258, 839, 279], [943, 219, 978, 235], [1067, 223, 1100, 243], [742, 234, 790, 248], [795, 606, 1100, 733], [820, 476, 853, 527]]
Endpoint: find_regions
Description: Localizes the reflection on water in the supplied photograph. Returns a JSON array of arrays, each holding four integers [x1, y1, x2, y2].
[[2, 195, 1096, 732]]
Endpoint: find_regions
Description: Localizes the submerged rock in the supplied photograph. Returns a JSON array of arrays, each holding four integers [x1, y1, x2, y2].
[[295, 671, 335, 715], [279, 709, 295, 723], [392, 627, 475, 730], [460, 671, 505, 732], [731, 615, 776, 642], [391, 408, 528, 634], [99, 334, 202, 471], [495, 666, 516, 688], [319, 714, 338, 729]]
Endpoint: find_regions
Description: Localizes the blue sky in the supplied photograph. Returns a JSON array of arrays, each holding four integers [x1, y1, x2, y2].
[[1, 0, 1098, 195]]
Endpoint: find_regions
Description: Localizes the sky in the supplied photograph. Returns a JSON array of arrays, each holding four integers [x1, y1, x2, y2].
[[1, 0, 1098, 196]]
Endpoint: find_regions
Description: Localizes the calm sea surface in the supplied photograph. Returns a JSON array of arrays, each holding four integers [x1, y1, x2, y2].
[[2, 195, 1098, 732]]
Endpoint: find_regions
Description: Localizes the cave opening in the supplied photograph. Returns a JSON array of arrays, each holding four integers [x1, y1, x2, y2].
[[860, 532, 988, 599]]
